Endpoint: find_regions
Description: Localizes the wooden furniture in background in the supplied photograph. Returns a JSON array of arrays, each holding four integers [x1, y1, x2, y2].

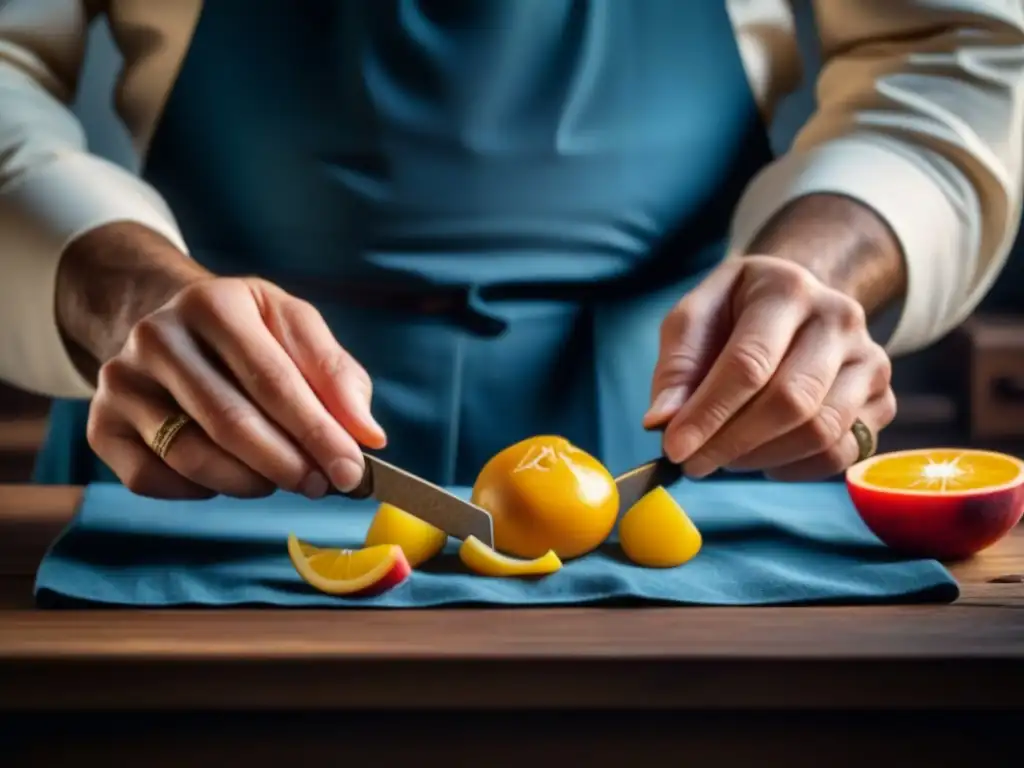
[[0, 383, 48, 484], [0, 485, 1021, 764], [955, 315, 1024, 444]]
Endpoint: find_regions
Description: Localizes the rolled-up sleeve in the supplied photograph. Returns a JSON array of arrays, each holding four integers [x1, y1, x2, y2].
[[728, 0, 1024, 356], [0, 0, 187, 399]]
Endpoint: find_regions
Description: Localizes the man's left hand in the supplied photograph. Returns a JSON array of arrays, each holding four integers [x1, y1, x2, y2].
[[644, 255, 896, 481]]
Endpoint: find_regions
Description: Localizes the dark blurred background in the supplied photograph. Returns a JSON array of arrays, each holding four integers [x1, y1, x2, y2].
[[1, 3, 1021, 482]]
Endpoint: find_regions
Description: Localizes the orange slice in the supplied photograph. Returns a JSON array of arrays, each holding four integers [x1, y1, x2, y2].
[[848, 448, 1024, 495], [288, 534, 412, 596], [458, 536, 562, 577], [364, 502, 447, 568], [618, 486, 702, 568], [846, 449, 1024, 560]]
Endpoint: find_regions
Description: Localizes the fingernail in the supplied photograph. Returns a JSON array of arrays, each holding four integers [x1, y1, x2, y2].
[[329, 457, 365, 493], [644, 387, 686, 425], [666, 425, 702, 463], [299, 471, 329, 500]]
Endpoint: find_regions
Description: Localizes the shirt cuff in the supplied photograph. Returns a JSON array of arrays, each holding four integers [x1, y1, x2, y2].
[[0, 151, 188, 399], [728, 134, 976, 356]]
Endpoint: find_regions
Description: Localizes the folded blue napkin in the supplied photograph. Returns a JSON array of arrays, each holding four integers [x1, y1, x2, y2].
[[34, 480, 958, 607]]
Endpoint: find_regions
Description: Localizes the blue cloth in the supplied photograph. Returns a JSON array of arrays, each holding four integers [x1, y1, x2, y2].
[[34, 481, 958, 608]]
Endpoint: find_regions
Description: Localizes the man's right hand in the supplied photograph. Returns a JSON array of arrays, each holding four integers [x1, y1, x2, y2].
[[58, 223, 386, 499]]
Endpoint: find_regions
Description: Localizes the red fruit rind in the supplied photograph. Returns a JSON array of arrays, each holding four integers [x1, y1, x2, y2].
[[846, 450, 1024, 561]]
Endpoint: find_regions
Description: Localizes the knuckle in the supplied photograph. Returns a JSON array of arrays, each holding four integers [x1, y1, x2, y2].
[[120, 460, 152, 496], [315, 350, 348, 381], [870, 344, 893, 384], [773, 263, 813, 299], [247, 360, 294, 406], [207, 402, 259, 445], [879, 389, 898, 424], [728, 342, 775, 389], [85, 410, 108, 455], [96, 359, 131, 394], [282, 298, 322, 325], [129, 316, 173, 357], [660, 302, 696, 344], [657, 348, 703, 383], [174, 283, 215, 316], [775, 372, 828, 422], [807, 404, 847, 449], [833, 297, 867, 331], [295, 418, 334, 455]]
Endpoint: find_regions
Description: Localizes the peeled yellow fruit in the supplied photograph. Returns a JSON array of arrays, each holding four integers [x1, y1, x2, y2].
[[458, 536, 563, 577], [364, 502, 447, 568], [618, 486, 701, 568], [472, 435, 619, 560]]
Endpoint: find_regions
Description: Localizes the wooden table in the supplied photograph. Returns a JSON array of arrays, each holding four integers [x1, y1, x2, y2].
[[1, 485, 1022, 766]]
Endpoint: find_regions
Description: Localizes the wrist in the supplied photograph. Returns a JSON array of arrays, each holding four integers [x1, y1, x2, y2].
[[56, 222, 212, 373], [744, 193, 907, 315]]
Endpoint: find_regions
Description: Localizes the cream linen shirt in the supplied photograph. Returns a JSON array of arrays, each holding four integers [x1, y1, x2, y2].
[[1, 0, 1022, 399]]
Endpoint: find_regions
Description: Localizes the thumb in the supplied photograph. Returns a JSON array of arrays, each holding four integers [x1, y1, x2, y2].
[[643, 263, 740, 429]]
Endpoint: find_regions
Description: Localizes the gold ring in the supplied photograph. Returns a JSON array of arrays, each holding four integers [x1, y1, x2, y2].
[[851, 418, 876, 464], [150, 413, 192, 460]]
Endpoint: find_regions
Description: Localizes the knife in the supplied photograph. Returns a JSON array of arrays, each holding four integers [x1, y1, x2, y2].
[[329, 454, 495, 547], [613, 455, 683, 513]]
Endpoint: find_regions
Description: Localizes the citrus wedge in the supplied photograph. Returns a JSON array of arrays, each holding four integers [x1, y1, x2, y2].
[[618, 486, 702, 567], [458, 535, 562, 577], [364, 502, 447, 568], [288, 535, 412, 596], [846, 448, 1024, 560]]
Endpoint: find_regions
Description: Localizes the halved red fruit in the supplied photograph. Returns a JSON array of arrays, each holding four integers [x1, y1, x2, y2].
[[846, 448, 1024, 560]]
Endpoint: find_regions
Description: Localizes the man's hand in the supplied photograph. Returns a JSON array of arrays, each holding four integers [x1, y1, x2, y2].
[[58, 223, 385, 499], [644, 194, 903, 481]]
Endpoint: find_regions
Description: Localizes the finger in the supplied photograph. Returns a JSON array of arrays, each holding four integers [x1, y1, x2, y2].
[[644, 261, 741, 428], [662, 287, 811, 465], [125, 317, 325, 495], [258, 288, 386, 449], [86, 401, 214, 500], [101, 363, 277, 498], [683, 317, 848, 478], [765, 389, 897, 482], [183, 293, 369, 492], [728, 347, 892, 471]]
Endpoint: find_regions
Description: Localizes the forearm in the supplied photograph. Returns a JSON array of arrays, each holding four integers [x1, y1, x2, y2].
[[57, 222, 211, 380], [744, 193, 907, 317]]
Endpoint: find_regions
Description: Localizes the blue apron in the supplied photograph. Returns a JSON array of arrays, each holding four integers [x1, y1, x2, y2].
[[36, 0, 774, 486]]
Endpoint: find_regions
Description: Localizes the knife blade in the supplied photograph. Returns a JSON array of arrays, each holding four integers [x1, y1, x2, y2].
[[329, 454, 495, 547], [614, 455, 683, 512]]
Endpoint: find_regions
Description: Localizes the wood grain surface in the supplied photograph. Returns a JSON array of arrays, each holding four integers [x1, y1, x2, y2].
[[0, 485, 1022, 711]]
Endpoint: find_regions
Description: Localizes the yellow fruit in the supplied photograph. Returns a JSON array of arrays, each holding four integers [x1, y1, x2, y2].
[[458, 536, 562, 577], [471, 435, 619, 560], [287, 535, 411, 596], [364, 502, 447, 568], [618, 486, 701, 568]]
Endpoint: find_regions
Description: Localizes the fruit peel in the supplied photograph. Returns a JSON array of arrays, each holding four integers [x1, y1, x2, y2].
[[618, 486, 702, 568], [846, 448, 1024, 560], [459, 535, 563, 577], [471, 435, 619, 560]]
